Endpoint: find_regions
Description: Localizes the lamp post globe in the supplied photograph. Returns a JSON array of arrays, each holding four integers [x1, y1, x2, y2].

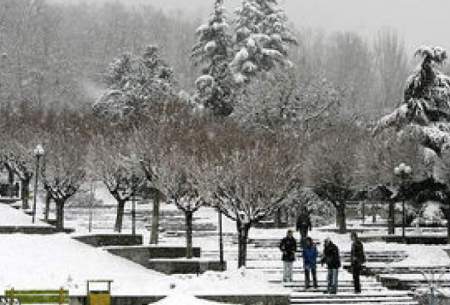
[[34, 144, 45, 157]]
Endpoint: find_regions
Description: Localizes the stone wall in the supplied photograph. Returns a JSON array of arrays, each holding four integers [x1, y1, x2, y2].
[[72, 234, 143, 247], [70, 294, 289, 305], [146, 259, 225, 274], [105, 246, 201, 267]]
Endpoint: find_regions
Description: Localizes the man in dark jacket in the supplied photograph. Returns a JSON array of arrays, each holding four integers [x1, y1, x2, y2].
[[303, 237, 318, 289], [296, 206, 312, 248], [321, 238, 341, 294], [279, 229, 297, 282], [350, 232, 365, 293]]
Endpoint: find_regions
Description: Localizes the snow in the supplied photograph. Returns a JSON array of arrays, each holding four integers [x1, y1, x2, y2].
[[204, 41, 217, 53], [0, 232, 287, 297], [389, 245, 450, 267], [171, 269, 288, 295], [0, 234, 168, 295], [0, 204, 50, 227]]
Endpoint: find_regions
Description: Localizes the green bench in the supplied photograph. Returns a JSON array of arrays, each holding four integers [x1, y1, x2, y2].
[[4, 288, 69, 305]]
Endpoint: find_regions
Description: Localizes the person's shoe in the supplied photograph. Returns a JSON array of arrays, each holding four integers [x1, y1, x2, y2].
[[355, 290, 361, 294]]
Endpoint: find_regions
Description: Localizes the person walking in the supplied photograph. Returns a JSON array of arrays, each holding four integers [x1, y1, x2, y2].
[[350, 232, 365, 293], [303, 237, 318, 290], [279, 229, 297, 282], [296, 206, 312, 248], [321, 237, 341, 294]]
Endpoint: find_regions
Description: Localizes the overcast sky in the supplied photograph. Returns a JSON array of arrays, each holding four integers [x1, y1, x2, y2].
[[51, 0, 450, 53]]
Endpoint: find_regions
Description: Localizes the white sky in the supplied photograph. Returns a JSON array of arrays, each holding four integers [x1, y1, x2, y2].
[[50, 0, 450, 53]]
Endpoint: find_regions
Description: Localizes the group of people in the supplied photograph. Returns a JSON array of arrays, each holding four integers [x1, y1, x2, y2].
[[279, 209, 365, 294]]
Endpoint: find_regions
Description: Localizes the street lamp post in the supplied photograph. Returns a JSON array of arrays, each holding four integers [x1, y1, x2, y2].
[[218, 208, 224, 270], [131, 174, 137, 236], [394, 163, 412, 242], [32, 144, 45, 224], [88, 181, 95, 233]]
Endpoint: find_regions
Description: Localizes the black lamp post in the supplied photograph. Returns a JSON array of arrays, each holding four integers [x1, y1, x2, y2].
[[130, 154, 138, 236], [32, 144, 44, 224], [131, 174, 137, 236], [88, 181, 95, 233], [394, 163, 412, 242], [218, 208, 224, 270]]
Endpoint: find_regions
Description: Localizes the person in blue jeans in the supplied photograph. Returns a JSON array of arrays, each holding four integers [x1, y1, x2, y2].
[[303, 237, 318, 289], [321, 237, 341, 294], [279, 229, 297, 282]]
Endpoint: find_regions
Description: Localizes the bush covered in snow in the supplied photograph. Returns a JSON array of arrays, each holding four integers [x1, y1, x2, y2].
[[412, 201, 446, 226]]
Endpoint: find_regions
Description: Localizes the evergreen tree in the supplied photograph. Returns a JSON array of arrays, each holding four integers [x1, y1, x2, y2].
[[230, 0, 296, 84], [93, 46, 177, 121], [192, 0, 234, 116], [374, 46, 450, 156], [374, 46, 450, 238]]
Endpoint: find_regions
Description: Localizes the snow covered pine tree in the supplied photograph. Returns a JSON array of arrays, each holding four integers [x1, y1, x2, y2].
[[374, 46, 450, 238], [93, 46, 177, 121], [192, 0, 234, 116], [231, 0, 297, 84]]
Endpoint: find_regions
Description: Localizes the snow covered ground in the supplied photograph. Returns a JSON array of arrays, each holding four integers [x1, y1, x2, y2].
[[0, 203, 50, 227], [0, 232, 285, 296], [0, 203, 285, 297], [2, 185, 450, 299]]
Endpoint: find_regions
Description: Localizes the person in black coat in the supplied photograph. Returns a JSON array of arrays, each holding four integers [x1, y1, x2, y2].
[[350, 232, 365, 293], [296, 206, 312, 248], [279, 229, 297, 282], [321, 238, 341, 294]]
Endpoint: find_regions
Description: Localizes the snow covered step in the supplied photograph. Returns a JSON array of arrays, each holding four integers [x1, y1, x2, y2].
[[289, 296, 415, 304], [292, 288, 388, 293], [289, 292, 411, 298], [290, 302, 418, 305], [270, 280, 380, 286]]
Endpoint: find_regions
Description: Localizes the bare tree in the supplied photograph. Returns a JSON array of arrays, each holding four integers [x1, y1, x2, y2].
[[200, 133, 301, 267], [0, 126, 40, 209], [41, 131, 86, 231], [306, 121, 363, 233], [373, 29, 409, 112], [157, 147, 206, 258], [132, 124, 169, 245], [88, 134, 144, 233]]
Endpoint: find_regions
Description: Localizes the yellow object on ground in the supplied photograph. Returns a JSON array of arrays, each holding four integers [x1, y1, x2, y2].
[[86, 280, 113, 305]]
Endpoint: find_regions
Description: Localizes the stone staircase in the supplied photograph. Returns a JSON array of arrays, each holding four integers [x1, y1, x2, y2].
[[204, 244, 418, 305]]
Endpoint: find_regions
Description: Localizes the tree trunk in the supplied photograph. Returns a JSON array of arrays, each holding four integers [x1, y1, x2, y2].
[[150, 193, 160, 244], [55, 200, 65, 231], [21, 178, 30, 210], [372, 203, 377, 223], [114, 200, 126, 233], [44, 191, 51, 221], [274, 208, 283, 228], [388, 201, 395, 235], [237, 221, 251, 268], [185, 210, 193, 258], [336, 204, 347, 234]]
